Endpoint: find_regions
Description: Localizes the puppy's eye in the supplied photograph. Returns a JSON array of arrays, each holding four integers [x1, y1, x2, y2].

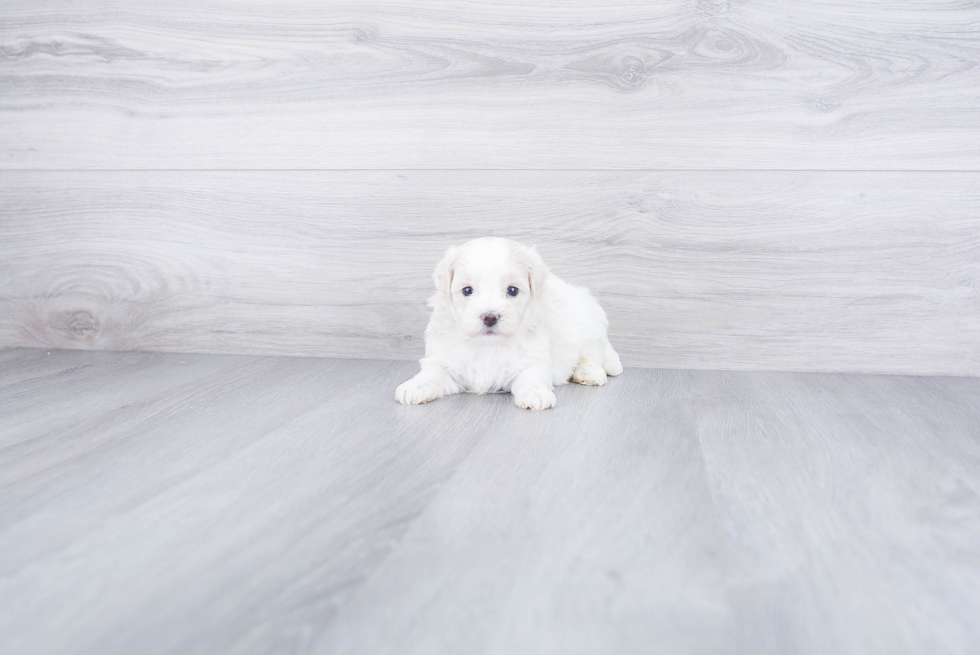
[[507, 286, 519, 297], [462, 287, 473, 296]]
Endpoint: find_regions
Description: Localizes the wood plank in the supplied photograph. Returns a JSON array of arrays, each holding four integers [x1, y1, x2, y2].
[[318, 367, 758, 655], [3, 350, 979, 653], [688, 371, 980, 655], [0, 349, 250, 450], [314, 368, 980, 655], [2, 171, 977, 375], [0, 352, 499, 654], [2, 1, 979, 169]]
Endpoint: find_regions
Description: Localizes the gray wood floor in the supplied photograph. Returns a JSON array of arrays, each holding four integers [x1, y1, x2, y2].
[[2, 348, 979, 654]]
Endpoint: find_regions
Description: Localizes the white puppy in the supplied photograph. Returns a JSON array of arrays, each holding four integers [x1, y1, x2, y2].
[[396, 237, 623, 410]]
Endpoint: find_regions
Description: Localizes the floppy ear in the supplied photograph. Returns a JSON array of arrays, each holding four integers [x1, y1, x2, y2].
[[432, 245, 459, 296], [524, 245, 550, 297]]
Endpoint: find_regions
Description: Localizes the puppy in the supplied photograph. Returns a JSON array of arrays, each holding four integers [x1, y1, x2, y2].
[[396, 237, 622, 410]]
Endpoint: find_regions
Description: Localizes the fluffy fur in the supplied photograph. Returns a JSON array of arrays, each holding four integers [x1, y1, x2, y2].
[[396, 237, 622, 410]]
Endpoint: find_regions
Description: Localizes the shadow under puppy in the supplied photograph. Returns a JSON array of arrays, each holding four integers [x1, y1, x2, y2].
[[396, 237, 622, 410]]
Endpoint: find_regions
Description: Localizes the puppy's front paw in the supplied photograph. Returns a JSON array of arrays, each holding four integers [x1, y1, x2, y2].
[[396, 378, 442, 405], [514, 386, 557, 411], [572, 362, 607, 386]]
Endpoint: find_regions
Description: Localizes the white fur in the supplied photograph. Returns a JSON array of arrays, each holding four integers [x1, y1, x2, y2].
[[396, 237, 623, 410]]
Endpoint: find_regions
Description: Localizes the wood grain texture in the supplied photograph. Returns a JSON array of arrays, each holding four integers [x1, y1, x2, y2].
[[2, 349, 980, 654], [315, 365, 980, 655], [2, 170, 977, 375], [2, 0, 979, 169], [0, 351, 498, 655]]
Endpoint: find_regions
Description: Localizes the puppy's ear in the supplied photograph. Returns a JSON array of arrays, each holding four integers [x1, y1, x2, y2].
[[524, 245, 550, 297], [433, 245, 459, 296]]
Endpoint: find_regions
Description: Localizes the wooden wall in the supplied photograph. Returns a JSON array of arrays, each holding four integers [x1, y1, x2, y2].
[[2, 1, 978, 374]]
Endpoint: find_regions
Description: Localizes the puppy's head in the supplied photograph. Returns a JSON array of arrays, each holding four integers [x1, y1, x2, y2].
[[433, 237, 549, 338]]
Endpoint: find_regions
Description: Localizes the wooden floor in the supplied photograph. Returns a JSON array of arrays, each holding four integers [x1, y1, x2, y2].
[[2, 348, 980, 655]]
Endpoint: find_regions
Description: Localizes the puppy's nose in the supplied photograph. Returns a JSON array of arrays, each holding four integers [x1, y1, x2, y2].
[[482, 312, 499, 327]]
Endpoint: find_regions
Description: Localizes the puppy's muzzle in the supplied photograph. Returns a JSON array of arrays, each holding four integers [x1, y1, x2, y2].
[[482, 312, 499, 327]]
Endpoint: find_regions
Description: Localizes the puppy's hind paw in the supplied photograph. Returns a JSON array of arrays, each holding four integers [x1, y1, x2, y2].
[[603, 342, 624, 376], [572, 362, 607, 386], [396, 378, 442, 405], [514, 387, 557, 411]]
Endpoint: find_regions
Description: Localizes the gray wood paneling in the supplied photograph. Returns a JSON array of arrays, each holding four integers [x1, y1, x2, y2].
[[3, 349, 980, 654], [2, 171, 977, 375], [1, 1, 978, 169]]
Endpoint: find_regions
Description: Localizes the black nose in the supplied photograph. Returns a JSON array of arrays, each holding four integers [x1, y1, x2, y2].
[[483, 313, 499, 327]]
